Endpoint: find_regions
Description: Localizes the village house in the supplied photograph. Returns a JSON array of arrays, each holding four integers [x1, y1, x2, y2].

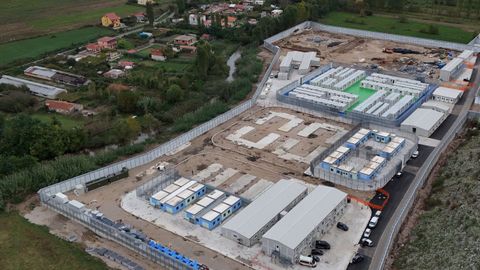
[[85, 36, 117, 53], [137, 0, 154, 6], [200, 33, 213, 41], [45, 100, 83, 115], [133, 12, 146, 22], [101, 13, 121, 28], [179, 45, 197, 54], [118, 61, 135, 70], [104, 69, 125, 79], [151, 49, 166, 61], [174, 35, 197, 46]]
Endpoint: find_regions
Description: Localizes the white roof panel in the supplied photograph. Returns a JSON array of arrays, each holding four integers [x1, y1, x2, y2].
[[262, 186, 346, 249], [221, 179, 307, 239]]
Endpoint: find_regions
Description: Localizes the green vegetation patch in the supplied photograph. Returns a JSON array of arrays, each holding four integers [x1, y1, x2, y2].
[[320, 12, 474, 44], [395, 122, 480, 269], [31, 113, 84, 130], [0, 27, 112, 67], [344, 81, 376, 112], [0, 212, 108, 270]]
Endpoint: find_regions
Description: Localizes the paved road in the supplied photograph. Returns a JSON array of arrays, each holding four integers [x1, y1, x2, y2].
[[346, 144, 434, 270]]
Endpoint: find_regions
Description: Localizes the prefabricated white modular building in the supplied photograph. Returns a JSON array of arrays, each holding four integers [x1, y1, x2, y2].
[[221, 179, 308, 247], [261, 186, 347, 263], [278, 51, 320, 79], [400, 108, 447, 137], [432, 87, 463, 104], [440, 57, 464, 82]]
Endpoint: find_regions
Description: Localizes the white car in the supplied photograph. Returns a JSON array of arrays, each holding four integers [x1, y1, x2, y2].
[[412, 150, 419, 158], [363, 228, 371, 238], [361, 238, 374, 247], [368, 216, 379, 228], [374, 210, 382, 217]]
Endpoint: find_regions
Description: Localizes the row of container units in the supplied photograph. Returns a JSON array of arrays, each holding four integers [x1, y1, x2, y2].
[[289, 90, 351, 111], [440, 57, 465, 82], [309, 66, 344, 85], [332, 70, 366, 91], [353, 90, 388, 113], [369, 73, 428, 88], [149, 178, 207, 214], [320, 145, 351, 170], [381, 95, 415, 119], [288, 84, 358, 111], [360, 80, 423, 97], [379, 137, 406, 159], [197, 195, 242, 230], [148, 240, 203, 270], [344, 128, 372, 149], [358, 155, 387, 181]]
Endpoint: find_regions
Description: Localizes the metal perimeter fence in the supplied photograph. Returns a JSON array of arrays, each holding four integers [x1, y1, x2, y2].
[[40, 195, 198, 270], [308, 122, 418, 191], [135, 168, 179, 199]]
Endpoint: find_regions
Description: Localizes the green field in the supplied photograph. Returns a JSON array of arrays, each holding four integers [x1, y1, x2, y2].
[[31, 113, 84, 129], [344, 81, 376, 112], [0, 27, 112, 67], [320, 12, 475, 44], [0, 0, 143, 42], [0, 212, 108, 270]]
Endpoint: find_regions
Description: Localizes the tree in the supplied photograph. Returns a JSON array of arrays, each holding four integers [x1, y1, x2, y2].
[[195, 42, 212, 80], [116, 91, 139, 114], [146, 2, 155, 27], [166, 84, 184, 103], [176, 0, 186, 14]]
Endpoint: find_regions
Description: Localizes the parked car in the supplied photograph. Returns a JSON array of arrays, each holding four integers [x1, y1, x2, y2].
[[315, 240, 330, 250], [311, 249, 324, 256], [411, 150, 419, 158], [308, 255, 320, 262], [351, 253, 365, 264], [368, 216, 379, 228], [374, 210, 382, 217], [299, 255, 317, 267], [361, 238, 374, 247], [363, 228, 371, 238], [396, 171, 403, 177], [337, 222, 349, 231]]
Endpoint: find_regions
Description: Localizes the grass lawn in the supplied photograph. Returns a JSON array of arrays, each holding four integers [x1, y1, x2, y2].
[[0, 27, 112, 67], [0, 0, 142, 42], [31, 113, 84, 129], [344, 81, 376, 112], [320, 12, 475, 44], [0, 212, 108, 270]]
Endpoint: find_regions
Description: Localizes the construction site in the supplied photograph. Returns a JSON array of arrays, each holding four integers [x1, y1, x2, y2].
[[47, 105, 375, 270], [32, 20, 480, 270], [274, 29, 470, 81]]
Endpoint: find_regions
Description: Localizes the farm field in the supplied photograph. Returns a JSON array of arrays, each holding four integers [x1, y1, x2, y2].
[[0, 212, 109, 270], [0, 0, 142, 43], [0, 27, 112, 67], [394, 123, 480, 269], [319, 11, 475, 44]]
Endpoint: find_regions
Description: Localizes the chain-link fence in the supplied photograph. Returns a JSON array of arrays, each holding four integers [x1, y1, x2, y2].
[[309, 123, 418, 191], [41, 196, 200, 270], [135, 168, 179, 199]]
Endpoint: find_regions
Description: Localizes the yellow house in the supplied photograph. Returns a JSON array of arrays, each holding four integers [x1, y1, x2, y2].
[[101, 13, 121, 28]]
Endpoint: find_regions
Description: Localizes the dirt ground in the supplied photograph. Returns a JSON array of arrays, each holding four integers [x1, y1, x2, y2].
[[213, 107, 352, 172], [274, 30, 457, 80]]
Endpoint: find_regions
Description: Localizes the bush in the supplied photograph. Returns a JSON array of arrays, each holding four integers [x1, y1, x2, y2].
[[398, 15, 408, 23], [420, 24, 439, 35]]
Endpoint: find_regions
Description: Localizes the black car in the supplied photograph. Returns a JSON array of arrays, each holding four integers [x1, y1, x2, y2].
[[309, 255, 320, 262], [337, 222, 349, 231], [351, 254, 364, 264], [311, 249, 324, 256], [315, 240, 330, 249]]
